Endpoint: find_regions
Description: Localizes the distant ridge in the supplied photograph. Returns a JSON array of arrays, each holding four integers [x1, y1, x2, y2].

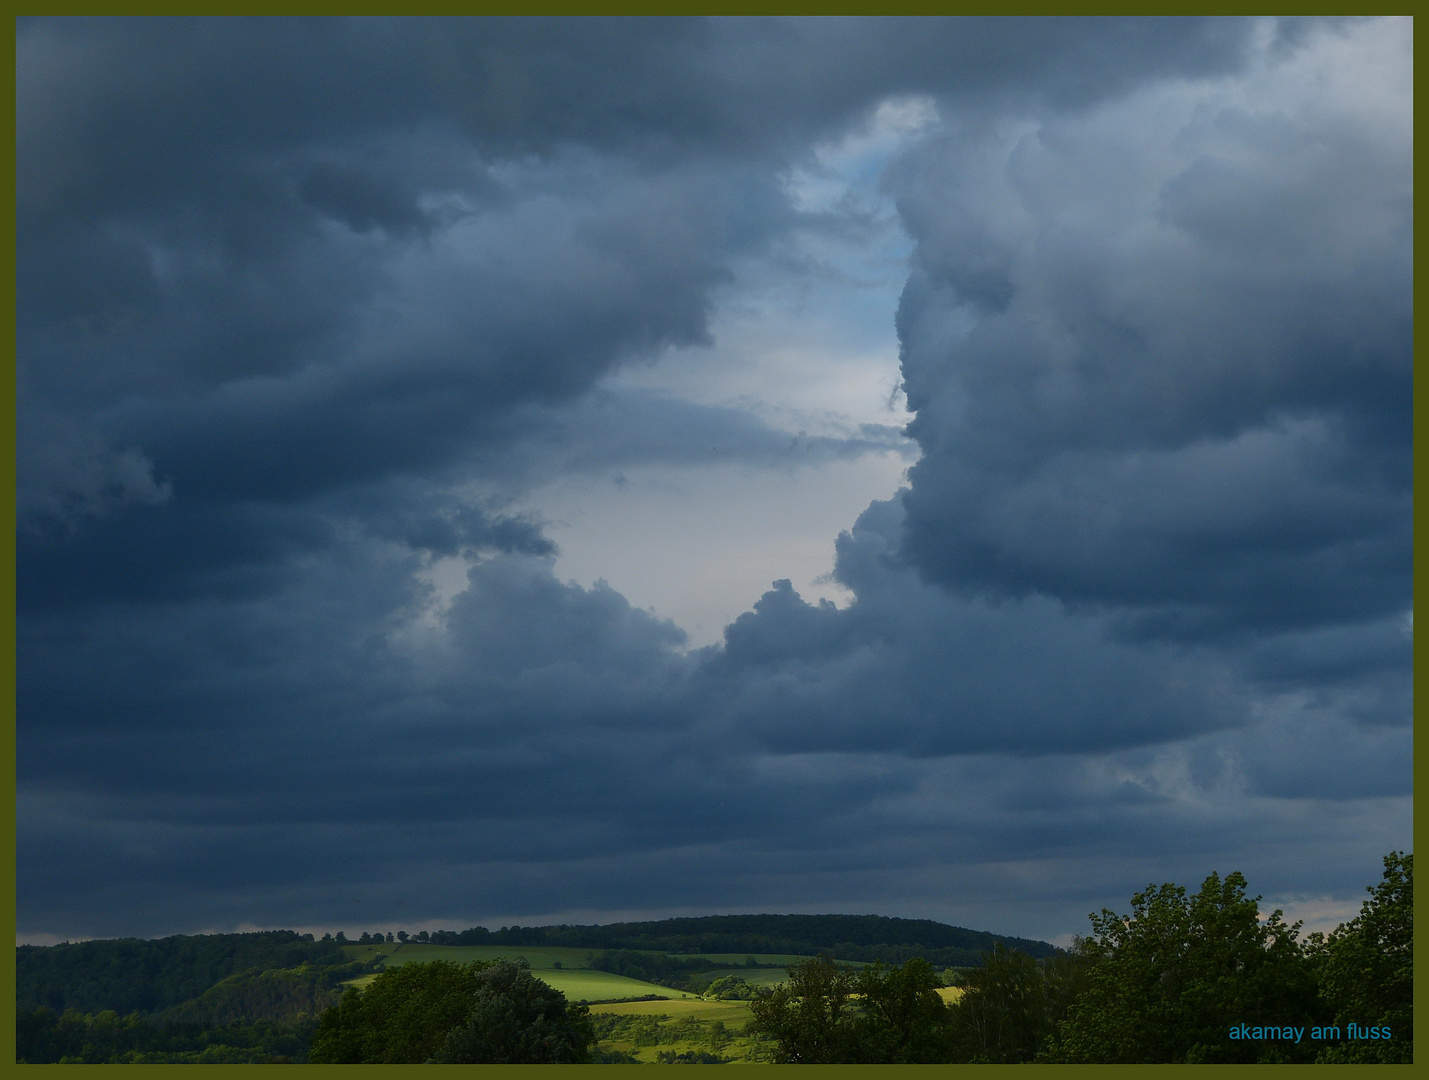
[[425, 913, 1058, 966]]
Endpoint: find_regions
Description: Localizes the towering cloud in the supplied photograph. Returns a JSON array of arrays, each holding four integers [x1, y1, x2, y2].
[[893, 33, 1412, 640]]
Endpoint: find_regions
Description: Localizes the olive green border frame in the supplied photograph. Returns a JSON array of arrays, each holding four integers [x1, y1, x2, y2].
[[5, 9, 1419, 1076]]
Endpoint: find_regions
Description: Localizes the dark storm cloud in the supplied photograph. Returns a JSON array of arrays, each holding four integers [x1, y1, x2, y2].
[[17, 16, 1260, 600], [17, 17, 1410, 942], [703, 497, 1248, 757], [26, 153, 746, 512], [15, 539, 908, 935], [25, 493, 1390, 939], [888, 54, 1412, 639], [418, 17, 1255, 155]]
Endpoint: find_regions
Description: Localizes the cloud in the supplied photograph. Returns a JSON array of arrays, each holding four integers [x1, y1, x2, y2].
[[481, 388, 914, 483], [16, 15, 1262, 539], [890, 19, 1411, 642], [15, 17, 1411, 945], [705, 497, 1248, 757], [16, 411, 173, 525]]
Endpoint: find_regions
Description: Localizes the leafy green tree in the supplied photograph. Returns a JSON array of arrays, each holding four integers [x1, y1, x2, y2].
[[948, 944, 1048, 1062], [1044, 871, 1323, 1063], [309, 958, 592, 1064], [703, 974, 756, 1000], [747, 956, 861, 1063], [1308, 851, 1412, 1064], [309, 959, 492, 1063], [1039, 937, 1097, 1033], [426, 959, 593, 1063], [749, 955, 956, 1063], [853, 956, 956, 1063]]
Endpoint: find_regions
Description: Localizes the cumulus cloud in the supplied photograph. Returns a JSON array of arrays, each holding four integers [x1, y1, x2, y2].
[[891, 19, 1411, 641], [705, 497, 1248, 757]]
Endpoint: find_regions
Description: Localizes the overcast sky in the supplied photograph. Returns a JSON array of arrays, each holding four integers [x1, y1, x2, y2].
[[16, 16, 1412, 947]]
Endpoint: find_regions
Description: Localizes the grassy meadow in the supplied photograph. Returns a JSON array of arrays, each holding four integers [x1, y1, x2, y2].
[[338, 942, 962, 1062], [588, 999, 767, 1064], [337, 942, 804, 1003], [338, 941, 810, 1059]]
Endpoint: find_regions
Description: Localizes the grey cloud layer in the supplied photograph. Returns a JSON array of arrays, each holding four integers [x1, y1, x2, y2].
[[17, 17, 1410, 941], [19, 17, 1258, 523], [892, 57, 1411, 639]]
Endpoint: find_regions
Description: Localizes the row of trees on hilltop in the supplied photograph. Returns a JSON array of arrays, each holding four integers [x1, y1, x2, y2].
[[747, 852, 1412, 1064], [392, 913, 1055, 964]]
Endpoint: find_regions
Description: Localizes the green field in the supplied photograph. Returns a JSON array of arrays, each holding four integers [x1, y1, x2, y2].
[[588, 999, 768, 1064], [591, 998, 753, 1022], [335, 940, 840, 1027], [726, 966, 793, 988], [340, 943, 703, 1002], [343, 942, 799, 970], [340, 946, 810, 1062], [545, 969, 700, 1003], [344, 944, 903, 996]]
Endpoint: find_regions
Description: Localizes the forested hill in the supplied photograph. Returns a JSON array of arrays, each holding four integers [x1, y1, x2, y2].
[[17, 930, 350, 1015], [427, 914, 1058, 965]]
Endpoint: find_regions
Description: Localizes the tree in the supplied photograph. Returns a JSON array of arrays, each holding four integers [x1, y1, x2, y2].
[[426, 959, 593, 1063], [853, 956, 956, 1063], [948, 944, 1048, 1062], [309, 959, 492, 1063], [747, 956, 861, 1063], [1039, 937, 1097, 1033], [1044, 871, 1323, 1063], [1308, 851, 1412, 1064], [309, 958, 592, 1065], [703, 974, 755, 1000], [748, 955, 955, 1063]]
